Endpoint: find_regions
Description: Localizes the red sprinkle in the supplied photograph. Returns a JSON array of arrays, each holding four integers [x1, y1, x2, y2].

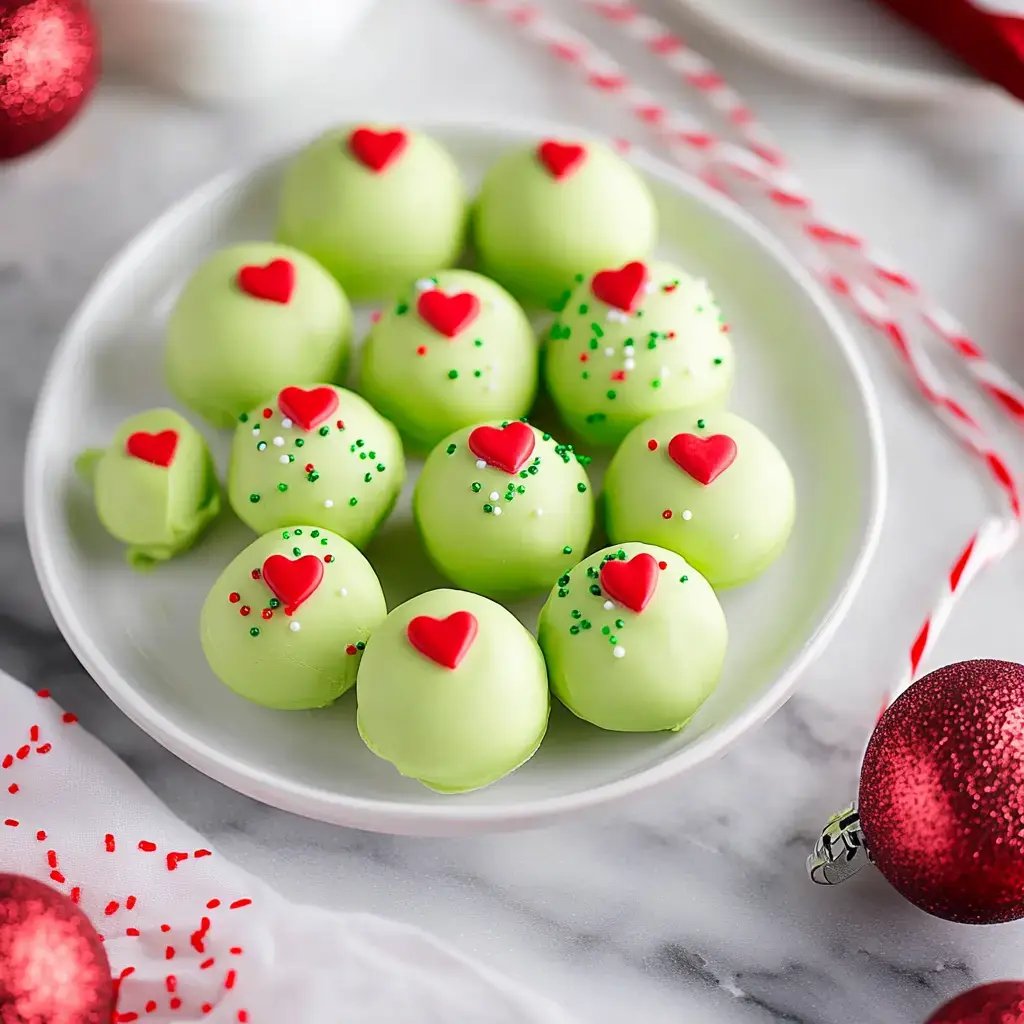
[[50, 871, 65, 884], [207, 899, 221, 909], [238, 1012, 249, 1023], [251, 569, 261, 580], [202, 1004, 213, 1015], [194, 849, 212, 859], [170, 999, 182, 1011], [2, 755, 13, 769], [200, 958, 215, 970], [610, 370, 627, 381], [261, 609, 273, 620], [36, 743, 51, 755], [262, 408, 272, 419], [160, 924, 171, 933], [47, 850, 58, 869], [658, 561, 668, 570], [166, 976, 177, 993], [7, 784, 17, 794], [165, 946, 175, 960], [229, 898, 252, 910], [62, 712, 78, 724], [345, 645, 357, 656], [4, 819, 18, 827], [305, 463, 315, 473], [230, 947, 243, 955], [667, 331, 676, 339], [661, 509, 673, 520], [416, 345, 428, 356], [229, 592, 241, 604], [579, 353, 589, 362], [145, 1001, 157, 1013], [126, 895, 137, 909], [104, 901, 119, 916], [166, 852, 189, 871], [225, 969, 237, 990], [138, 840, 157, 852], [647, 439, 658, 451], [16, 745, 29, 760], [36, 831, 46, 841], [336, 420, 345, 430], [70, 887, 81, 903], [29, 725, 39, 742], [105, 834, 116, 852], [127, 928, 141, 937], [324, 555, 334, 563], [239, 606, 251, 617], [721, 323, 730, 333], [115, 1014, 139, 1023], [37, 689, 50, 698]]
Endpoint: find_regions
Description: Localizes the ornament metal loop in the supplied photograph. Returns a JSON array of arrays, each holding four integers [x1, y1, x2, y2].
[[807, 803, 869, 885]]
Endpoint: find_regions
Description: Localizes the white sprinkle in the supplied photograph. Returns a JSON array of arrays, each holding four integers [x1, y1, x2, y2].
[[660, 365, 671, 379], [281, 418, 293, 429], [604, 347, 615, 357], [279, 455, 290, 464], [324, 499, 334, 508], [532, 508, 544, 518], [613, 646, 626, 658], [624, 345, 635, 357], [682, 509, 693, 520], [272, 436, 285, 447], [476, 459, 487, 469], [603, 600, 615, 611], [644, 281, 657, 294], [338, 588, 348, 597], [415, 278, 436, 291], [289, 622, 301, 632], [624, 358, 635, 371], [489, 491, 500, 501], [251, 427, 260, 436], [607, 309, 628, 324], [492, 506, 502, 516]]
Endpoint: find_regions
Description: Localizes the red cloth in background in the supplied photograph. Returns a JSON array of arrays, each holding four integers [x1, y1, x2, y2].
[[874, 0, 1024, 100]]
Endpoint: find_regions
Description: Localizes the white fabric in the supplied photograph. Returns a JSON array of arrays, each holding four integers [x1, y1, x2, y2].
[[0, 670, 572, 1024], [970, 0, 1024, 16]]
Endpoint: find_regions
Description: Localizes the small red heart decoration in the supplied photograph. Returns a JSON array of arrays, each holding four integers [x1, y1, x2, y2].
[[667, 433, 737, 486], [125, 430, 178, 468], [537, 140, 587, 180], [468, 422, 536, 475], [407, 611, 479, 670], [277, 386, 339, 432], [262, 554, 325, 614], [237, 259, 296, 305], [348, 127, 408, 173], [417, 289, 481, 338], [600, 553, 660, 613], [591, 261, 648, 313]]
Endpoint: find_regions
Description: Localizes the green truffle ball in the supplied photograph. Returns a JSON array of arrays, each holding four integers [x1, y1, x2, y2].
[[604, 410, 796, 588], [200, 526, 386, 710], [75, 408, 220, 570], [227, 384, 405, 549], [414, 421, 594, 600], [356, 589, 550, 793], [544, 260, 734, 447], [474, 138, 657, 307], [539, 543, 727, 732], [360, 270, 538, 452], [277, 125, 468, 300], [165, 243, 352, 428]]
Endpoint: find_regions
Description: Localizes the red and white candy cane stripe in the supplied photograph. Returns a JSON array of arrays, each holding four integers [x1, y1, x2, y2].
[[462, 0, 1022, 710]]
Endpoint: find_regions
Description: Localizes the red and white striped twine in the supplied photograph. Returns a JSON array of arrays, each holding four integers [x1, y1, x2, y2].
[[462, 0, 1022, 711]]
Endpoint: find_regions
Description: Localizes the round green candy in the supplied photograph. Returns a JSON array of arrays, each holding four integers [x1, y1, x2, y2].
[[539, 543, 727, 732], [201, 526, 386, 710], [544, 260, 734, 447], [473, 138, 657, 307], [359, 270, 538, 452], [75, 408, 220, 570], [227, 384, 405, 549], [277, 125, 468, 300], [356, 589, 550, 793], [604, 410, 796, 589], [414, 421, 594, 600], [165, 243, 352, 429]]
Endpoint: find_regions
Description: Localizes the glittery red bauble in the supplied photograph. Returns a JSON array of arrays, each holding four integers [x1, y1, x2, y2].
[[0, 873, 114, 1023], [0, 0, 98, 161], [925, 981, 1024, 1024], [859, 660, 1024, 924]]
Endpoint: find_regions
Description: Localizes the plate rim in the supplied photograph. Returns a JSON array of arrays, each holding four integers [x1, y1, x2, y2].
[[25, 116, 887, 835], [671, 0, 992, 103]]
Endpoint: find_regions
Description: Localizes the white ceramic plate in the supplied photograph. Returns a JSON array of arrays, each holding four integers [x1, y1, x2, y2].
[[672, 0, 987, 102], [26, 121, 885, 836]]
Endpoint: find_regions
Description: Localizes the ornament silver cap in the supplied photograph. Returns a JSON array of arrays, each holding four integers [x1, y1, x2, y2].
[[807, 804, 870, 885]]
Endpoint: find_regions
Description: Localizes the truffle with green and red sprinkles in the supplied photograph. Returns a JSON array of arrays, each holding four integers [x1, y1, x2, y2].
[[414, 419, 595, 600], [227, 384, 405, 550]]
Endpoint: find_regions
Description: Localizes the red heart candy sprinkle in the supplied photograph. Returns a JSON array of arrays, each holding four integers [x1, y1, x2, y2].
[[468, 422, 536, 475], [537, 140, 587, 180], [600, 553, 660, 613], [417, 289, 480, 338], [261, 554, 325, 614], [591, 261, 648, 313], [406, 611, 479, 670], [125, 430, 178, 468], [277, 387, 339, 432], [667, 433, 737, 486], [348, 127, 408, 173], [237, 259, 295, 304]]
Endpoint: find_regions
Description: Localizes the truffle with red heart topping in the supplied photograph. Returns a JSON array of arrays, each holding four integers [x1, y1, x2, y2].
[[539, 543, 727, 732], [200, 525, 386, 710], [356, 589, 549, 793], [277, 124, 468, 300], [604, 410, 795, 588]]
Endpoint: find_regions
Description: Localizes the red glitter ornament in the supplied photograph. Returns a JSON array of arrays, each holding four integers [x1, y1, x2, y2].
[[859, 660, 1024, 924], [0, 0, 98, 161], [0, 873, 114, 1023], [925, 981, 1024, 1024]]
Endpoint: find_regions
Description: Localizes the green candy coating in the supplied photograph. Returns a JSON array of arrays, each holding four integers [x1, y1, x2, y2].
[[201, 526, 386, 710], [545, 260, 734, 447], [227, 385, 405, 549], [414, 423, 594, 600], [604, 410, 796, 588], [277, 126, 468, 300], [360, 271, 538, 452], [165, 243, 352, 428], [473, 139, 657, 307], [356, 589, 550, 793], [75, 409, 220, 570], [539, 543, 727, 732]]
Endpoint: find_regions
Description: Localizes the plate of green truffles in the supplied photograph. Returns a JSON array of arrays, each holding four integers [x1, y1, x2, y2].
[[26, 120, 885, 835]]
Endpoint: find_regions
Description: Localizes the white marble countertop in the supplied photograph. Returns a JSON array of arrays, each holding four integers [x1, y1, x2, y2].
[[4, 2, 1024, 1021]]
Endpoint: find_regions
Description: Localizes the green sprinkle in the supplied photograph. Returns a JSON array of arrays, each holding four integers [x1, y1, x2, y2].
[[321, 539, 328, 546], [602, 626, 611, 635], [364, 473, 373, 483], [473, 370, 482, 378], [516, 485, 526, 494], [680, 575, 689, 583], [589, 584, 602, 596], [474, 338, 483, 347], [558, 589, 569, 598], [651, 379, 662, 389], [563, 545, 573, 555], [581, 619, 592, 629], [591, 322, 604, 338], [319, 426, 330, 436], [239, 412, 249, 423], [356, 439, 365, 448], [446, 444, 457, 455], [377, 464, 386, 472], [483, 503, 493, 513], [636, 310, 644, 318], [349, 497, 358, 506], [519, 471, 529, 479], [549, 290, 572, 313], [558, 575, 570, 586], [618, 551, 626, 560], [570, 625, 580, 635], [257, 441, 267, 451], [359, 452, 367, 460], [295, 439, 304, 447], [616, 619, 625, 629], [356, 641, 366, 651], [368, 451, 376, 459], [542, 433, 551, 441], [713, 357, 723, 365], [249, 493, 260, 503], [571, 609, 582, 619], [697, 419, 706, 429], [249, 627, 260, 637], [471, 482, 482, 492], [528, 465, 539, 475], [575, 272, 585, 282], [696, 305, 704, 313], [585, 413, 607, 424], [606, 390, 616, 400], [587, 567, 599, 579], [609, 635, 618, 645], [589, 338, 599, 350], [294, 529, 303, 536], [278, 483, 288, 492], [448, 369, 459, 379], [396, 302, 409, 315], [292, 546, 301, 557], [287, 454, 295, 463], [576, 455, 592, 467], [308, 472, 320, 482], [647, 339, 658, 350], [577, 483, 587, 493], [310, 530, 319, 538], [581, 371, 590, 380], [578, 303, 589, 315]]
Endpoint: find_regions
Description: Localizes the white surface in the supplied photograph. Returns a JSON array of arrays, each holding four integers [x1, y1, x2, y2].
[[3, 0, 1024, 1020], [25, 122, 883, 835], [672, 0, 991, 101], [0, 668, 570, 1024]]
